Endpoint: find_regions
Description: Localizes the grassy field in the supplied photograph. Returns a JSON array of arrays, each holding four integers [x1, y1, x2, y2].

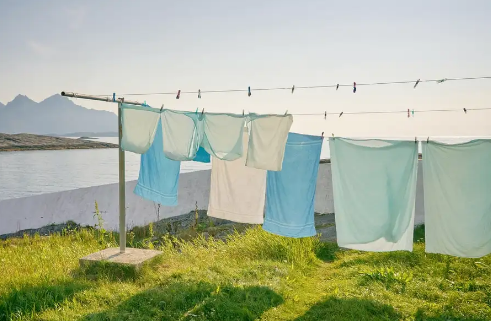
[[0, 225, 490, 321]]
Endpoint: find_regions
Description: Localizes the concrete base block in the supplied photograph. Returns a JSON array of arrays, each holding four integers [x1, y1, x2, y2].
[[80, 247, 162, 270]]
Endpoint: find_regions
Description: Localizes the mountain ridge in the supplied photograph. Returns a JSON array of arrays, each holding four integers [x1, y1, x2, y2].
[[0, 94, 117, 135]]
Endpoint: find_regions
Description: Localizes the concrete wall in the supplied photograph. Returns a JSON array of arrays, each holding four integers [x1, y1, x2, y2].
[[0, 163, 425, 236]]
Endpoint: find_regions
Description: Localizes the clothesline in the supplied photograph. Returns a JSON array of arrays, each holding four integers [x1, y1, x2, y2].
[[89, 75, 491, 97]]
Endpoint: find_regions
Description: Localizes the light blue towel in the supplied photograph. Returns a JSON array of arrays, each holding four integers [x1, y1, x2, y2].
[[330, 138, 418, 251], [193, 146, 210, 163], [134, 119, 181, 206], [263, 133, 323, 238], [423, 140, 491, 258]]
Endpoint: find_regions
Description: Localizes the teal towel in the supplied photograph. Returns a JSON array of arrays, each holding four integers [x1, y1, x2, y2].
[[330, 138, 418, 251], [423, 140, 491, 258]]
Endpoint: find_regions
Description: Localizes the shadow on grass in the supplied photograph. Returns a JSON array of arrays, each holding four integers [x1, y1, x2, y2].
[[293, 297, 401, 321], [0, 280, 90, 321], [82, 280, 283, 321], [414, 308, 488, 321], [315, 241, 340, 263]]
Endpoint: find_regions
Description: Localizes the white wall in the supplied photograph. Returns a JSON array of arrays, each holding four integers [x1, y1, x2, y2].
[[0, 163, 426, 236]]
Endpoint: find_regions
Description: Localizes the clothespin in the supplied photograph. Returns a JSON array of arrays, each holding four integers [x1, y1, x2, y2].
[[339, 111, 344, 117], [414, 79, 420, 89], [353, 82, 356, 93], [292, 85, 295, 94], [336, 84, 339, 90], [427, 137, 430, 143], [198, 89, 201, 99], [112, 93, 116, 102], [412, 109, 415, 117], [142, 100, 147, 107], [437, 78, 447, 84], [242, 110, 244, 116], [176, 90, 181, 99], [415, 137, 417, 144], [284, 110, 288, 115], [324, 111, 327, 120], [321, 132, 324, 139], [248, 86, 251, 97], [407, 109, 410, 118], [201, 108, 204, 115], [332, 133, 335, 139], [463, 108, 467, 114], [160, 104, 164, 112]]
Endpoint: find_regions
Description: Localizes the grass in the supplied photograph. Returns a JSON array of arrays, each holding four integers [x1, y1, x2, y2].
[[0, 225, 490, 320]]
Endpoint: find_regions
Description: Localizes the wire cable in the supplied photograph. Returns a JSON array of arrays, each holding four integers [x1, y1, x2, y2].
[[92, 75, 491, 97]]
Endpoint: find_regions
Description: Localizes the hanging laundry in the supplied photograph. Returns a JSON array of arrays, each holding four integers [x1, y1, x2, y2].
[[246, 114, 293, 171], [208, 129, 266, 224], [201, 113, 246, 161], [263, 133, 323, 238], [120, 104, 160, 154], [161, 109, 204, 161], [330, 138, 418, 252], [134, 119, 181, 206], [193, 146, 211, 163], [423, 140, 491, 258]]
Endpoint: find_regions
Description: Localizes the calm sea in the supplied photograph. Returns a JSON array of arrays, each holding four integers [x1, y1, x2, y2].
[[0, 136, 485, 201]]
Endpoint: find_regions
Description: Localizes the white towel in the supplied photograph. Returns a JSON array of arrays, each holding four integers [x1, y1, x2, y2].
[[246, 114, 293, 171], [120, 104, 160, 154], [208, 130, 266, 224]]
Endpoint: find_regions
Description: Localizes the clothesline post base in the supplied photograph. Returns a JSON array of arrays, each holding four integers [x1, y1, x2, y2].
[[79, 248, 162, 271], [118, 102, 126, 253]]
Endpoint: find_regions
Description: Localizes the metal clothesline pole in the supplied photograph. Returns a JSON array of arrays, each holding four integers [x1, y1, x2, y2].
[[61, 92, 146, 253]]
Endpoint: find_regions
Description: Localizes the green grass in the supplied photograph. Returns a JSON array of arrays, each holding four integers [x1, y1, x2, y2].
[[1, 225, 490, 320]]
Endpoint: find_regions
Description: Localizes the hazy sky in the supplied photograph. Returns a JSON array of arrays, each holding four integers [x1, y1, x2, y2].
[[1, 0, 490, 137]]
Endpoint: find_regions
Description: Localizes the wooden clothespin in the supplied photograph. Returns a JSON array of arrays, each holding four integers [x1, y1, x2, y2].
[[414, 79, 420, 89], [407, 109, 410, 118], [339, 111, 344, 117], [176, 90, 181, 99]]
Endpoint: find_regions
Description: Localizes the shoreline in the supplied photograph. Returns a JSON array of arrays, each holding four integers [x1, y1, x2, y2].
[[0, 133, 118, 152]]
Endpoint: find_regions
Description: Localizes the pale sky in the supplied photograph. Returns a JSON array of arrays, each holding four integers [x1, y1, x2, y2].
[[1, 0, 490, 137]]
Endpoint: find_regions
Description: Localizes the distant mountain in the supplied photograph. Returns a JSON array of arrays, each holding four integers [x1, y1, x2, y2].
[[0, 102, 4, 109], [0, 94, 117, 135]]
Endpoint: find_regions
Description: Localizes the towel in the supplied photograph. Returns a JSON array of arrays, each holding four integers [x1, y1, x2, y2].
[[330, 138, 418, 252], [263, 133, 323, 238], [246, 114, 293, 171], [134, 119, 181, 206], [423, 140, 491, 258], [161, 109, 204, 161], [207, 130, 266, 224], [201, 113, 246, 161], [120, 104, 160, 154]]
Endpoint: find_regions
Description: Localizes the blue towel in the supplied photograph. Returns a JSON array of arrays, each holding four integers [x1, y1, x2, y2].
[[193, 146, 210, 163], [134, 119, 181, 206], [263, 133, 323, 238]]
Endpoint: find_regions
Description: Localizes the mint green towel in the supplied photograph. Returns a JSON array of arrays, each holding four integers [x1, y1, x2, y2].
[[423, 140, 491, 258], [330, 138, 418, 252]]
